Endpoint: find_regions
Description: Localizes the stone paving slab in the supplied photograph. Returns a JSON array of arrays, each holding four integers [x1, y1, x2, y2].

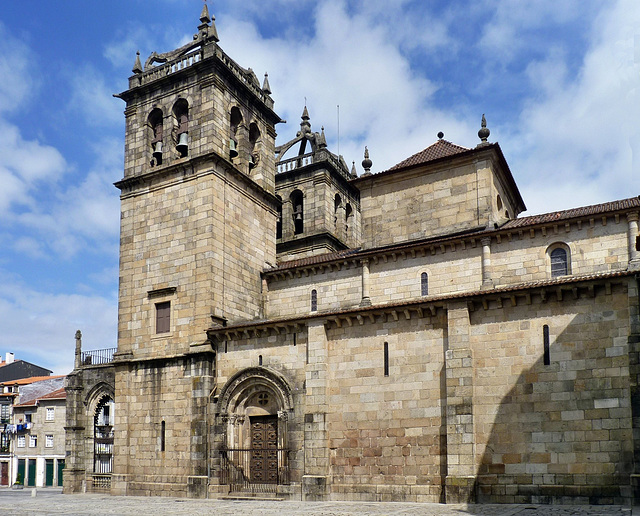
[[0, 489, 632, 515]]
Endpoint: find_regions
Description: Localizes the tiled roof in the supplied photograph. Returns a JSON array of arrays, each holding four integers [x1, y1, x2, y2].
[[266, 248, 361, 272], [502, 196, 640, 229], [15, 387, 66, 407], [37, 387, 66, 400], [0, 375, 63, 386], [387, 139, 470, 171]]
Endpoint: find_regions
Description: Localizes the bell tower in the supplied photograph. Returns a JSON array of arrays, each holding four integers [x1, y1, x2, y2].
[[111, 5, 281, 497]]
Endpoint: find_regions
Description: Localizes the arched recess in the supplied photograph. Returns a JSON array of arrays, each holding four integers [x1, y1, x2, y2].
[[148, 108, 164, 166], [217, 366, 293, 451], [275, 195, 283, 240], [84, 383, 115, 476], [229, 106, 244, 160], [172, 98, 189, 158], [290, 189, 304, 235], [249, 122, 261, 171]]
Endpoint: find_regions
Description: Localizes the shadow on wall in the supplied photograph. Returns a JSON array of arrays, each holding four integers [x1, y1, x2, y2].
[[468, 302, 633, 506]]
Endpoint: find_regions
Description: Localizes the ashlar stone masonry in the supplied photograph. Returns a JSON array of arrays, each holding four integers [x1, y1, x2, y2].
[[65, 5, 640, 507]]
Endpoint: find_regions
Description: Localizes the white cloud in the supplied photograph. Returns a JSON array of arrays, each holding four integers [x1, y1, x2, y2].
[[68, 66, 123, 128], [217, 0, 476, 173], [0, 22, 35, 113], [0, 277, 117, 375], [505, 0, 640, 214]]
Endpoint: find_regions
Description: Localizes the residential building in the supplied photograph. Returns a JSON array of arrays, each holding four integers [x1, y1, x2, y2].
[[11, 377, 66, 487]]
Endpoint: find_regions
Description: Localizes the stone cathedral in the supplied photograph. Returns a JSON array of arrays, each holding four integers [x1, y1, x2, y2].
[[64, 6, 640, 505]]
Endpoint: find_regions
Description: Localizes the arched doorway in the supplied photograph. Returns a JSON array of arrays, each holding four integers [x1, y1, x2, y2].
[[217, 367, 293, 493]]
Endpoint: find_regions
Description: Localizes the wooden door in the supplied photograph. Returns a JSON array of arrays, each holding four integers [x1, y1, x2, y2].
[[0, 462, 7, 485], [45, 459, 54, 486], [27, 459, 36, 486], [250, 415, 278, 483]]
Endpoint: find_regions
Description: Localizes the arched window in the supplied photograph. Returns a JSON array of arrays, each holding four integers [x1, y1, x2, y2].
[[334, 194, 342, 230], [311, 289, 317, 311], [275, 195, 282, 240], [173, 99, 189, 158], [229, 107, 243, 160], [148, 109, 164, 166], [94, 396, 114, 474], [249, 122, 260, 170], [549, 245, 569, 277], [345, 203, 353, 237], [421, 272, 429, 296], [291, 190, 304, 235]]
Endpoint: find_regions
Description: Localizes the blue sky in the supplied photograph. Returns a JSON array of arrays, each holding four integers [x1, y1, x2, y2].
[[1, 0, 639, 374]]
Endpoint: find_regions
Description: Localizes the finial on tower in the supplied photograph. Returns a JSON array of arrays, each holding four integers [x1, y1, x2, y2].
[[132, 51, 143, 74], [317, 126, 327, 148], [200, 1, 211, 24], [477, 114, 490, 146], [262, 73, 272, 94], [351, 161, 358, 178], [362, 146, 372, 176], [300, 106, 311, 134]]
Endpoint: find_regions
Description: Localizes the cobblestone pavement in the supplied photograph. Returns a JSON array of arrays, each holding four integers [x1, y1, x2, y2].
[[0, 489, 633, 516]]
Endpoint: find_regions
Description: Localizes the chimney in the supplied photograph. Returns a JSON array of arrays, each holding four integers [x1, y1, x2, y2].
[[6, 352, 14, 364]]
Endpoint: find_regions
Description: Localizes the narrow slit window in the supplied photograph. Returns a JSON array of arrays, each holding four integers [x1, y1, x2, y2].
[[259, 355, 263, 366], [384, 342, 389, 377], [311, 289, 317, 311], [161, 420, 166, 452], [156, 301, 171, 334], [543, 325, 550, 365], [421, 272, 429, 296]]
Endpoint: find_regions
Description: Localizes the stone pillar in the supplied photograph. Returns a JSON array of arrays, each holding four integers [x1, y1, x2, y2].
[[63, 371, 85, 493], [74, 330, 82, 369], [188, 354, 215, 499], [481, 237, 492, 288], [628, 275, 640, 504], [444, 301, 476, 503], [303, 320, 330, 500], [360, 259, 371, 306], [628, 213, 640, 271]]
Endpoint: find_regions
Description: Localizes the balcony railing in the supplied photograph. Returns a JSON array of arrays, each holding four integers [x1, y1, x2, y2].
[[220, 448, 290, 493], [81, 348, 116, 366], [90, 474, 111, 492], [277, 153, 313, 174]]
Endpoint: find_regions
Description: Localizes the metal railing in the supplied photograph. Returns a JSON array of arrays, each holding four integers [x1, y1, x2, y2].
[[81, 348, 116, 366], [90, 474, 111, 492], [220, 448, 290, 493]]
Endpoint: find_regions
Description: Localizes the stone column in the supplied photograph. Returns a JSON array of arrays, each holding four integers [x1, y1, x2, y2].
[[628, 274, 640, 504], [188, 354, 215, 498], [444, 301, 476, 503], [360, 260, 371, 306], [481, 237, 493, 288], [74, 330, 82, 370], [63, 371, 85, 493], [628, 213, 640, 271], [303, 320, 330, 500]]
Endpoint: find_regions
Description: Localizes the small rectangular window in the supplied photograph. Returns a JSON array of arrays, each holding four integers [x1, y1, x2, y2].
[[29, 435, 37, 448], [156, 301, 171, 333], [17, 435, 25, 448], [46, 408, 54, 421], [543, 325, 550, 365], [45, 434, 54, 448], [25, 414, 32, 423]]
